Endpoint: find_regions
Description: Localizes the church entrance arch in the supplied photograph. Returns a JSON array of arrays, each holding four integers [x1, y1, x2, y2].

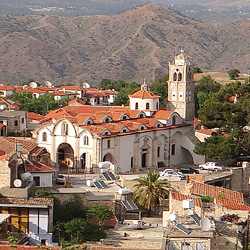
[[57, 143, 74, 172]]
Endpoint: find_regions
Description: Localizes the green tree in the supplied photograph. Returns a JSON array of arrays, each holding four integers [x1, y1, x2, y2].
[[113, 81, 140, 106], [150, 74, 168, 107], [64, 218, 106, 243], [195, 130, 242, 160], [227, 69, 240, 80], [87, 205, 113, 226], [133, 170, 170, 211]]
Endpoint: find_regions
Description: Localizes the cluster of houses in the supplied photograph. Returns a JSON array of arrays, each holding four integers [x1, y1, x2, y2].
[[0, 51, 250, 249]]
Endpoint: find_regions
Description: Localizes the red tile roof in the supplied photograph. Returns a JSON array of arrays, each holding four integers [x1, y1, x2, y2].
[[26, 161, 55, 172], [194, 118, 201, 129], [27, 112, 46, 121], [196, 129, 216, 136], [58, 86, 83, 91], [0, 86, 15, 91], [128, 90, 160, 99], [215, 197, 250, 211], [190, 181, 244, 204], [153, 110, 174, 119], [171, 191, 202, 207], [68, 99, 85, 106], [0, 137, 41, 155], [196, 129, 229, 137], [53, 91, 66, 96], [0, 98, 20, 109], [0, 123, 5, 129]]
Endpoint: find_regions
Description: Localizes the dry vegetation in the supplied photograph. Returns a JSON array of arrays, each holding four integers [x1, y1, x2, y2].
[[194, 72, 250, 85], [0, 3, 250, 86]]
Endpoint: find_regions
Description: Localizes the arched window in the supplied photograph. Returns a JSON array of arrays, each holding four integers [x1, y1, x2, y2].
[[172, 116, 176, 125], [139, 113, 144, 118], [105, 118, 110, 123], [42, 132, 47, 142], [61, 123, 68, 135], [83, 135, 89, 145], [178, 73, 182, 81], [171, 144, 176, 155], [156, 102, 159, 110], [122, 115, 127, 120], [146, 102, 149, 110], [173, 72, 177, 81], [135, 102, 138, 109]]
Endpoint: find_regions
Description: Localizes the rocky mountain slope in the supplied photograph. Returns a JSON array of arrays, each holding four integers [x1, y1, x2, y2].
[[0, 3, 250, 86]]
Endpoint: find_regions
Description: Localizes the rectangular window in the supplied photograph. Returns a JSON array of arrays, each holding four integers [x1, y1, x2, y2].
[[21, 118, 24, 124], [14, 120, 18, 126], [107, 140, 110, 148]]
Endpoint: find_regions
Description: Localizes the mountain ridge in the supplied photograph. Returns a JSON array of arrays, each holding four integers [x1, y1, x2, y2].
[[0, 3, 249, 86]]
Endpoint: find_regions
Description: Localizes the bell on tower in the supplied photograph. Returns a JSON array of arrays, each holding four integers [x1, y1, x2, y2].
[[166, 49, 195, 124]]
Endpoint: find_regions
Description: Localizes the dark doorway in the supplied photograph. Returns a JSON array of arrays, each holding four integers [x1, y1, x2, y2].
[[33, 176, 40, 186], [58, 148, 65, 161], [81, 153, 86, 169]]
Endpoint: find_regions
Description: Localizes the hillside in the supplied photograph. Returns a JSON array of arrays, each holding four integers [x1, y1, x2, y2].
[[0, 3, 250, 86]]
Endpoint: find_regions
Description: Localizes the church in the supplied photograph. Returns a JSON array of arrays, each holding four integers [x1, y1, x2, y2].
[[33, 51, 204, 174]]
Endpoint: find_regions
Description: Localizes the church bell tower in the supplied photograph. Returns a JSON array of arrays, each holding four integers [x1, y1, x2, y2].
[[166, 50, 195, 123]]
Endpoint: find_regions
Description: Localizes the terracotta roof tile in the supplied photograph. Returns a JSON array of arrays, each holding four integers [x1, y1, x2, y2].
[[128, 90, 160, 99], [171, 191, 202, 207], [58, 86, 83, 91], [27, 112, 46, 121], [0, 123, 5, 129], [153, 110, 174, 119], [68, 99, 85, 105], [0, 98, 20, 108], [215, 197, 250, 211], [26, 161, 55, 172], [0, 86, 15, 91], [53, 91, 66, 96], [190, 181, 244, 204], [194, 118, 201, 129]]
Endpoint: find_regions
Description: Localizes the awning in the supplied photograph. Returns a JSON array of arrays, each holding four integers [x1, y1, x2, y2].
[[0, 213, 11, 224]]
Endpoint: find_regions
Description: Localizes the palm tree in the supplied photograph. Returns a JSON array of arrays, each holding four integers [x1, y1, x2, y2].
[[133, 170, 170, 211]]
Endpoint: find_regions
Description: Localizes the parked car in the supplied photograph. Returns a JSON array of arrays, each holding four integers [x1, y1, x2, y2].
[[178, 167, 199, 174], [159, 169, 186, 180], [199, 162, 224, 171], [56, 174, 65, 184]]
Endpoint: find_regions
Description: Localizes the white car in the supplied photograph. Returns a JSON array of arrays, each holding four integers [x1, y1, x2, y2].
[[159, 169, 186, 180], [199, 162, 224, 171]]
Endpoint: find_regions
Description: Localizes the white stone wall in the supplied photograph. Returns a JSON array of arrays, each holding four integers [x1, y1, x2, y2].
[[31, 172, 53, 187]]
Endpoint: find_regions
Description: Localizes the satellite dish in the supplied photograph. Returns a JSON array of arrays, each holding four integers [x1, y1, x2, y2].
[[0, 104, 6, 111], [14, 179, 22, 188], [200, 217, 211, 231], [29, 82, 37, 88], [186, 209, 194, 216], [82, 82, 90, 88], [169, 212, 178, 222], [45, 81, 52, 87]]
